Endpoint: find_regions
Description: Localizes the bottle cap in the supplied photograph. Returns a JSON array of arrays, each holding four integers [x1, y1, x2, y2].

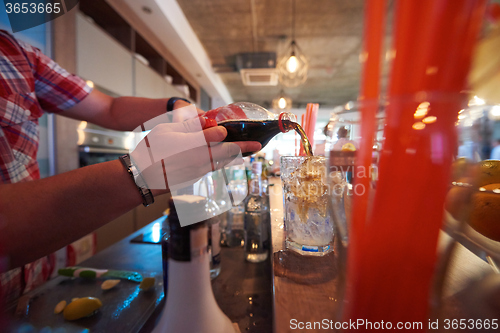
[[252, 162, 262, 175]]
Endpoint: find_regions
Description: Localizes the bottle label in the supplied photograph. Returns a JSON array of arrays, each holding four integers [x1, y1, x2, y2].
[[210, 222, 221, 257], [170, 223, 208, 261], [190, 226, 208, 259]]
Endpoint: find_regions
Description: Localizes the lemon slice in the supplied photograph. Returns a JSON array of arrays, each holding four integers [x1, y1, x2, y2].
[[63, 297, 102, 321], [341, 143, 356, 151]]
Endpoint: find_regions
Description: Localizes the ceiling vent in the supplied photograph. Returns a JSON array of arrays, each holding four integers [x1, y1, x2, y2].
[[236, 53, 278, 86], [240, 68, 279, 86]]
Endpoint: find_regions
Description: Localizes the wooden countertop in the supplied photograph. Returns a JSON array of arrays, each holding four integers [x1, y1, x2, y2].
[[268, 177, 495, 333]]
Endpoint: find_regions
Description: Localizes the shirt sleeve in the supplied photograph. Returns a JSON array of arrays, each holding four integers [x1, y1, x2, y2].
[[17, 39, 93, 113]]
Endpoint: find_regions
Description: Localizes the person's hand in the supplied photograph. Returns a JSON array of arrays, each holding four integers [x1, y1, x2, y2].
[[129, 104, 261, 193], [171, 99, 205, 121]]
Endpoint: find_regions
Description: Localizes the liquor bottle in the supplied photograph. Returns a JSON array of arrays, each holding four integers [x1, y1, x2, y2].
[[204, 102, 312, 156], [160, 224, 170, 297], [261, 163, 271, 253], [225, 166, 247, 247], [153, 195, 234, 333], [195, 174, 222, 279], [244, 162, 269, 263], [208, 217, 222, 279]]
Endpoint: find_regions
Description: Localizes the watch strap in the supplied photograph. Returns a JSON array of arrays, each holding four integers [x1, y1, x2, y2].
[[119, 154, 154, 207], [166, 97, 191, 112]]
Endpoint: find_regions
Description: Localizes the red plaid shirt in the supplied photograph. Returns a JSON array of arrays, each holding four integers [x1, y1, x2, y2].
[[0, 30, 92, 304]]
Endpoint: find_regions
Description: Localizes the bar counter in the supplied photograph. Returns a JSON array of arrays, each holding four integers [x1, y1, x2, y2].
[[8, 178, 496, 332]]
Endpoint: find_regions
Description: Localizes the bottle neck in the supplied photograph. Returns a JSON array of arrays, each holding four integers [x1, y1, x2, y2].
[[278, 112, 297, 133]]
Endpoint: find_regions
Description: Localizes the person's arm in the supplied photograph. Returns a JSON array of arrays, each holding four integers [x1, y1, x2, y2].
[[0, 122, 260, 268], [0, 160, 142, 269], [62, 89, 198, 131]]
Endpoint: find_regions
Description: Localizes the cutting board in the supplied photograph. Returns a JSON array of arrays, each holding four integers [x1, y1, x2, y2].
[[8, 271, 164, 332]]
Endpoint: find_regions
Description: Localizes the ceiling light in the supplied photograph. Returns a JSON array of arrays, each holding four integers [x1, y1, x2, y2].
[[279, 97, 287, 109], [277, 0, 308, 87], [272, 90, 292, 112], [278, 43, 308, 87], [286, 54, 298, 73]]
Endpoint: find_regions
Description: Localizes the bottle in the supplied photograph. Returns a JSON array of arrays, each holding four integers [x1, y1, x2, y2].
[[213, 170, 232, 248], [205, 102, 312, 156], [261, 165, 271, 253], [153, 195, 234, 333], [244, 162, 269, 263], [245, 156, 254, 182], [225, 166, 247, 247], [208, 217, 222, 280], [160, 224, 170, 297], [196, 174, 222, 279]]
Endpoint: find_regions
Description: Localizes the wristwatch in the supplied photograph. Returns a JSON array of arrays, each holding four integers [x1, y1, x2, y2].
[[166, 97, 191, 112], [119, 154, 154, 207]]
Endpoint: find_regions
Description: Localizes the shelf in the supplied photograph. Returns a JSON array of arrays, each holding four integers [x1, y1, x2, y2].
[[79, 0, 132, 50], [78, 0, 198, 102], [134, 31, 164, 77]]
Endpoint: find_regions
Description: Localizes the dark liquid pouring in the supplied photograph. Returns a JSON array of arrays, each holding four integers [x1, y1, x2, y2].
[[219, 119, 313, 157], [290, 121, 313, 157]]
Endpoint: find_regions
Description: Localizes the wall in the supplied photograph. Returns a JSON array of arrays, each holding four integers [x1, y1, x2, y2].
[[200, 87, 211, 111]]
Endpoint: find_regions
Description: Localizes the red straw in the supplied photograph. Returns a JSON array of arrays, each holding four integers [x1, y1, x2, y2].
[[306, 103, 318, 151], [346, 0, 386, 313]]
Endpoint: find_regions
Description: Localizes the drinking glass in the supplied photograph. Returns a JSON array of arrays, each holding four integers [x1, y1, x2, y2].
[[280, 156, 338, 256]]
